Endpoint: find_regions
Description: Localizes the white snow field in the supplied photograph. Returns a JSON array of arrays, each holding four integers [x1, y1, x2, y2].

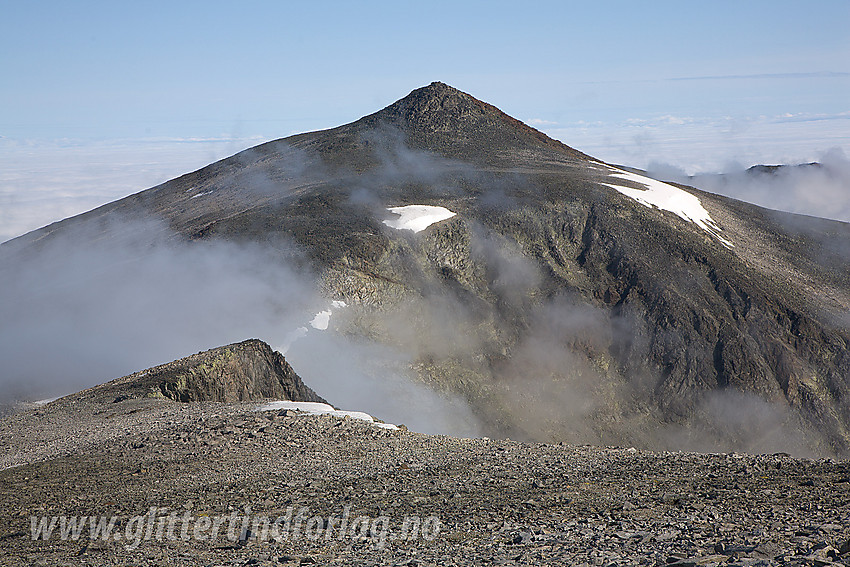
[[280, 301, 348, 353], [255, 400, 399, 429], [599, 165, 732, 247], [382, 205, 457, 233], [309, 311, 332, 330], [308, 300, 347, 331]]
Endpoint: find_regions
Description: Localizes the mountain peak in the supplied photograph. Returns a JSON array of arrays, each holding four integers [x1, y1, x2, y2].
[[358, 82, 590, 164], [370, 81, 495, 129], [4, 81, 850, 456]]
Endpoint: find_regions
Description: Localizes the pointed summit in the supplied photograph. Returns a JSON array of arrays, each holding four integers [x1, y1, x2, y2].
[[354, 82, 591, 165]]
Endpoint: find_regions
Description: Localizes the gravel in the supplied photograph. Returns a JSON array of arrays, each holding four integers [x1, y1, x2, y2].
[[1, 394, 848, 566]]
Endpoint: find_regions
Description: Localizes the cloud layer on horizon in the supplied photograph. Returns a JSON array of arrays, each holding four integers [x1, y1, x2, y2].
[[647, 147, 850, 224], [542, 112, 850, 175], [0, 137, 261, 243], [3, 113, 849, 245]]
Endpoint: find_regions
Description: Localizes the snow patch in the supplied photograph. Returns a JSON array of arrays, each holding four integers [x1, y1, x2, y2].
[[599, 165, 732, 247], [189, 191, 213, 199], [255, 400, 399, 430], [280, 301, 348, 353], [308, 300, 347, 331], [309, 310, 332, 330], [382, 205, 456, 233]]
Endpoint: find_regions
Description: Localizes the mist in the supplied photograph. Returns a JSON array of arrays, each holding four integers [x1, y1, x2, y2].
[[0, 215, 481, 436], [646, 147, 850, 223]]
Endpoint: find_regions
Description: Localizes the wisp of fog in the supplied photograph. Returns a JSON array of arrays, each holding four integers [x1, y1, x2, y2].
[[0, 216, 481, 436]]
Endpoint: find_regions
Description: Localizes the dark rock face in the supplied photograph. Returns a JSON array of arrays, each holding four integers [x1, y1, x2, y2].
[[96, 339, 327, 404], [4, 82, 850, 454]]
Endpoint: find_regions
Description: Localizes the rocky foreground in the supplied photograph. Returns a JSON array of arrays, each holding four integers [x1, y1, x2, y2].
[[1, 392, 849, 567]]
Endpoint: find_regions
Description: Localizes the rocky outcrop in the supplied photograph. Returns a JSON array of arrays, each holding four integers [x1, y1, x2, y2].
[[97, 339, 327, 404], [0, 340, 329, 472]]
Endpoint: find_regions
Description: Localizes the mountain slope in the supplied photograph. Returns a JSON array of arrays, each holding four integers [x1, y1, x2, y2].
[[3, 82, 850, 454]]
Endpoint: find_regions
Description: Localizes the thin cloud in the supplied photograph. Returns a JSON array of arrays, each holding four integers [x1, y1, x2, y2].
[[575, 71, 850, 86], [772, 111, 850, 124], [667, 71, 850, 81], [625, 115, 695, 126], [527, 118, 559, 127]]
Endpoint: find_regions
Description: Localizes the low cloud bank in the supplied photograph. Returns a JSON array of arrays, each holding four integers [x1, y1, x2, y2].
[[647, 147, 850, 223], [0, 137, 261, 243]]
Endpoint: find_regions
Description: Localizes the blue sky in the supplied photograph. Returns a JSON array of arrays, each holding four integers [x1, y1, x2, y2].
[[2, 0, 849, 241]]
